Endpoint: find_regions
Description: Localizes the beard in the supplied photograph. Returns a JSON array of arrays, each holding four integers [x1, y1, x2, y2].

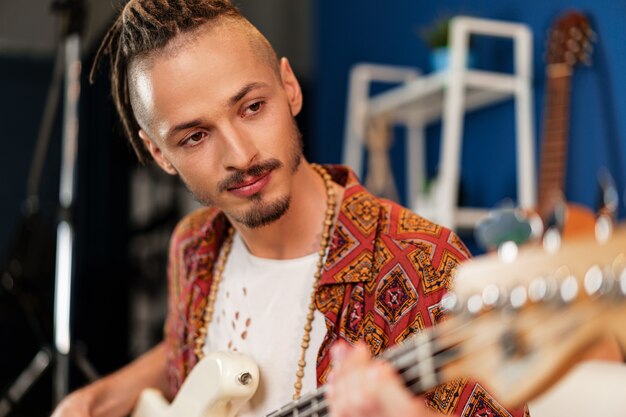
[[183, 121, 303, 229]]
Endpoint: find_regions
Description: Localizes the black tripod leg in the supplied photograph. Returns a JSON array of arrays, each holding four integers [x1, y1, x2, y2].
[[74, 342, 100, 383], [0, 347, 53, 417], [54, 350, 69, 406]]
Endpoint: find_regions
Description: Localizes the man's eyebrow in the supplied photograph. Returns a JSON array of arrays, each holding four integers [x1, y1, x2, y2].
[[228, 82, 269, 107], [166, 119, 204, 140], [164, 82, 269, 140]]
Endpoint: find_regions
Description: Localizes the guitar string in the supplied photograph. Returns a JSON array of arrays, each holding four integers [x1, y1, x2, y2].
[[403, 297, 605, 398], [406, 298, 612, 397], [280, 310, 552, 417], [403, 279, 617, 388], [267, 309, 497, 417], [269, 316, 512, 417], [266, 330, 453, 417], [266, 297, 596, 417]]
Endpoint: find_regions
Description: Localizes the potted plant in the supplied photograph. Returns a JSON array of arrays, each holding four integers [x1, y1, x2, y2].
[[420, 17, 475, 72]]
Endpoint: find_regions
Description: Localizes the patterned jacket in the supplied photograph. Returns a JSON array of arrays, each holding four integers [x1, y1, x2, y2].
[[164, 165, 525, 416]]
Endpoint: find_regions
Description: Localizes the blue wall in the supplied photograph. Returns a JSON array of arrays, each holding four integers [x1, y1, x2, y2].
[[312, 0, 626, 218]]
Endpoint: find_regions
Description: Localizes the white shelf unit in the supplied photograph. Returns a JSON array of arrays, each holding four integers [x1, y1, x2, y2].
[[343, 17, 537, 230]]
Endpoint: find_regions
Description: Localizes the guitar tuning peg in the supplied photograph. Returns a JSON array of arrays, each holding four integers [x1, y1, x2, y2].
[[543, 201, 566, 253], [570, 26, 583, 41], [586, 28, 598, 42], [559, 273, 579, 303], [543, 227, 562, 254], [466, 294, 484, 315], [482, 284, 505, 308], [528, 277, 547, 302], [567, 38, 581, 53], [498, 241, 519, 263], [528, 276, 558, 303], [595, 168, 618, 242], [441, 292, 463, 315], [583, 264, 605, 296], [509, 285, 528, 309], [595, 216, 613, 244]]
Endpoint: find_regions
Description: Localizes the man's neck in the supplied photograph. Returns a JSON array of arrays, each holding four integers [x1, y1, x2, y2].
[[229, 162, 343, 260]]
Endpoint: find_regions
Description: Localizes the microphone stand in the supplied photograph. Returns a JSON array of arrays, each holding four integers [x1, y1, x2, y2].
[[53, 0, 85, 404], [0, 1, 97, 414]]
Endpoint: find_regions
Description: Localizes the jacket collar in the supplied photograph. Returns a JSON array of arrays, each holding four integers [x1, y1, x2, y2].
[[319, 165, 379, 286]]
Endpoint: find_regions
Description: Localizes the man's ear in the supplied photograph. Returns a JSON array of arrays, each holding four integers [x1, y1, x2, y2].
[[138, 130, 177, 175], [279, 57, 303, 117]]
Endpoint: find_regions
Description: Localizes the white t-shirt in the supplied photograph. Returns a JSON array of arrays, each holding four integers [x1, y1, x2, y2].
[[203, 232, 327, 417]]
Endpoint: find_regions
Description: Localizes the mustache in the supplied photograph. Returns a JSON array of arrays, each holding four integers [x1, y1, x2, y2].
[[218, 159, 283, 192]]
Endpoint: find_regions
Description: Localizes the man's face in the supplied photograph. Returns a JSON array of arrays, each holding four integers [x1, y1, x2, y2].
[[134, 22, 304, 228]]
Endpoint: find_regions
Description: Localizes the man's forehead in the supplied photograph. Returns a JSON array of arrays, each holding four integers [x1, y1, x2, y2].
[[130, 18, 273, 93], [128, 20, 275, 136]]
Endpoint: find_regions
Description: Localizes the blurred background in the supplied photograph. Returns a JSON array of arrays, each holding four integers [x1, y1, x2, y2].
[[1, 0, 625, 415]]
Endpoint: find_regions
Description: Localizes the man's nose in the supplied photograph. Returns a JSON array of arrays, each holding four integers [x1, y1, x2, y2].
[[220, 123, 259, 170]]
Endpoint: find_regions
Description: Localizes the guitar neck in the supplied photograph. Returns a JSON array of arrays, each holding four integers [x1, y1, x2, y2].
[[267, 328, 457, 417], [537, 65, 572, 219]]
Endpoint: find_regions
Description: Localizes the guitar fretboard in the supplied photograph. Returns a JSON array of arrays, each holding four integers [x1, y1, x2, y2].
[[538, 66, 572, 220]]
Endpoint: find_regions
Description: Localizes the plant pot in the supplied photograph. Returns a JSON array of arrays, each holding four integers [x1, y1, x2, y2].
[[429, 47, 476, 72]]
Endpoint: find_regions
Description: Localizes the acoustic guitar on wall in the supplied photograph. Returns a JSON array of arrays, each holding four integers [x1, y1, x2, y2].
[[475, 12, 600, 251], [538, 11, 597, 237]]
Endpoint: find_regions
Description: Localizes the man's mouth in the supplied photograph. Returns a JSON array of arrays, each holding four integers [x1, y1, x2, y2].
[[227, 171, 272, 198]]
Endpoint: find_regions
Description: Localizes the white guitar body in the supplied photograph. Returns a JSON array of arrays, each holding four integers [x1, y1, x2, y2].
[[132, 351, 259, 417]]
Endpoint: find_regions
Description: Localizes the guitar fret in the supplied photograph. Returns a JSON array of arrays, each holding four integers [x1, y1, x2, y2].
[[540, 167, 566, 175], [540, 164, 567, 173], [539, 178, 566, 186], [541, 138, 567, 146], [540, 172, 566, 181], [544, 111, 570, 119]]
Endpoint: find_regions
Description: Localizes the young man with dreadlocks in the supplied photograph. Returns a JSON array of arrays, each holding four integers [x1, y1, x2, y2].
[[52, 1, 529, 416]]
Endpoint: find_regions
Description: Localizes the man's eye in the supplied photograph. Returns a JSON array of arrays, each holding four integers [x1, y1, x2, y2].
[[182, 132, 206, 147], [242, 101, 264, 117]]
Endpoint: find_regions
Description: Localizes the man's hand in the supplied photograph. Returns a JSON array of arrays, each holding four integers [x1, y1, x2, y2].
[[326, 342, 440, 417], [50, 342, 169, 417], [51, 388, 96, 417]]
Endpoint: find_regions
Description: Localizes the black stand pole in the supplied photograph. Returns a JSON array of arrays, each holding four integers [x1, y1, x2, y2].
[[0, 1, 95, 414], [52, 0, 85, 403]]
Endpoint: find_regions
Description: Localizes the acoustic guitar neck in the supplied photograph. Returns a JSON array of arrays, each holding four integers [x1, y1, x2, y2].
[[538, 65, 572, 219]]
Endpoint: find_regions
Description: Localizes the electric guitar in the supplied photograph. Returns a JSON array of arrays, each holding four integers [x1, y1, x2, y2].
[[132, 224, 626, 417]]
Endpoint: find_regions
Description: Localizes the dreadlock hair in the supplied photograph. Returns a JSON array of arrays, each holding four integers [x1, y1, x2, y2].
[[90, 0, 247, 164]]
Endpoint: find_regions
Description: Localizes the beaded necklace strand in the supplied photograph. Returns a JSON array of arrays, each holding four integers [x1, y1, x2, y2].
[[193, 164, 336, 400]]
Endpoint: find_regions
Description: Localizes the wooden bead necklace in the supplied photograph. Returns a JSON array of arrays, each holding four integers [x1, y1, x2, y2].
[[193, 163, 336, 401]]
